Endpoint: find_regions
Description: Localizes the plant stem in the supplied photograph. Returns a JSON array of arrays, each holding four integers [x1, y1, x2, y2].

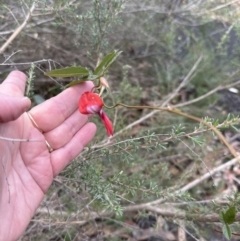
[[106, 103, 239, 159]]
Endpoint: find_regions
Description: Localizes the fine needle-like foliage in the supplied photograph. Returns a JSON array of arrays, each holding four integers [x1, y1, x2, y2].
[[1, 0, 240, 240]]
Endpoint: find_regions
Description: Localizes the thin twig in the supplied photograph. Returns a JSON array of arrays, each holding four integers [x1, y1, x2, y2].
[[88, 116, 237, 153], [145, 206, 240, 222], [168, 199, 229, 206], [4, 5, 20, 26], [123, 156, 240, 211], [0, 17, 55, 36], [33, 207, 240, 225], [162, 55, 203, 106], [106, 103, 238, 158], [35, 157, 240, 224], [2, 50, 22, 64], [180, 156, 240, 192], [0, 59, 57, 66], [196, 0, 240, 16], [102, 60, 237, 140], [0, 3, 35, 54]]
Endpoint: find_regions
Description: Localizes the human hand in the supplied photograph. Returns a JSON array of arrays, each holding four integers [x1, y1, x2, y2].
[[0, 71, 96, 241]]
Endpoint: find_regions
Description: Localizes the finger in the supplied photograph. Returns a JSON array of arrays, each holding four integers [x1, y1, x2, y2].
[[0, 95, 31, 123], [43, 111, 88, 149], [0, 70, 27, 96], [30, 81, 94, 132], [0, 71, 31, 122], [50, 122, 97, 176]]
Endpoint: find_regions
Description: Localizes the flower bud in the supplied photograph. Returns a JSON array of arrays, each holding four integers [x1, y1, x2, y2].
[[79, 91, 113, 136], [79, 91, 103, 114]]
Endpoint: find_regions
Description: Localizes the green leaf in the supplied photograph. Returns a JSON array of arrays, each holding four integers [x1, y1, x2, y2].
[[220, 211, 225, 223], [222, 224, 232, 240], [224, 206, 236, 224], [94, 50, 122, 76], [65, 75, 99, 88], [231, 125, 239, 132], [45, 66, 90, 78]]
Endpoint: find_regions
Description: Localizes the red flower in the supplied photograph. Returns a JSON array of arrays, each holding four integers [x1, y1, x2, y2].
[[79, 91, 113, 136]]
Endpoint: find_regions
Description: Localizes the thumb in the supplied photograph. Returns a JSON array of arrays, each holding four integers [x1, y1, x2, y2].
[[0, 71, 31, 123]]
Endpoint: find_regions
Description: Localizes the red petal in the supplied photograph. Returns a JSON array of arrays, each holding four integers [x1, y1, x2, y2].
[[79, 91, 103, 114], [99, 110, 114, 136]]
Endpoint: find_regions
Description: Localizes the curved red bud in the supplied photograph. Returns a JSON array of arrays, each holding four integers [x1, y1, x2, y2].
[[79, 91, 103, 114], [99, 109, 114, 137], [79, 91, 114, 137]]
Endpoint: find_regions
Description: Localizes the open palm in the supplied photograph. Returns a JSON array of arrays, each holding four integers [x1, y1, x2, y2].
[[0, 71, 96, 241]]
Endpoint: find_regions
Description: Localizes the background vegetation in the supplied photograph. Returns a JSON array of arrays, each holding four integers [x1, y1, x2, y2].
[[1, 0, 240, 240]]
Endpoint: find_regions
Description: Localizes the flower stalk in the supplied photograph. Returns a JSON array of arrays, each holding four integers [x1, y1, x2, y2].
[[104, 102, 239, 159], [79, 77, 237, 160]]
